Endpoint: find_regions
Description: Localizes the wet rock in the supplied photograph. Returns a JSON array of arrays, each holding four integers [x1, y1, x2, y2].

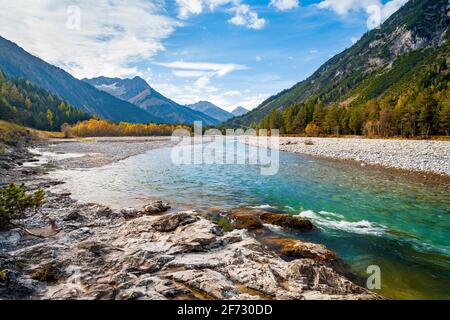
[[228, 210, 314, 232], [229, 212, 264, 230], [144, 201, 171, 215], [260, 213, 314, 231], [271, 238, 337, 262]]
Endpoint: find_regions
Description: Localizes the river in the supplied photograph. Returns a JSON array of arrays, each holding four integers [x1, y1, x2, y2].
[[50, 141, 450, 300]]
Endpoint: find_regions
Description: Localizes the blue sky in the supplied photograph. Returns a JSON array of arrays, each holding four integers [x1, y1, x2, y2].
[[0, 0, 408, 111]]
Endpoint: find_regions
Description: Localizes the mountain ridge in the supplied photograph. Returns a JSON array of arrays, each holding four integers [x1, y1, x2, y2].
[[224, 0, 449, 128], [231, 106, 250, 117], [0, 36, 162, 124], [186, 101, 234, 123], [84, 76, 220, 125]]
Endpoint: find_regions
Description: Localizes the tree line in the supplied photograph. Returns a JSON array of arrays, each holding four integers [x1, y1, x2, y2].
[[62, 118, 190, 137], [0, 69, 90, 131], [258, 81, 449, 138]]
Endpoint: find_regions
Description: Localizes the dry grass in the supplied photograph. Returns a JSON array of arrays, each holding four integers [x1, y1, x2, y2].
[[0, 121, 66, 154], [29, 128, 65, 139], [0, 120, 31, 146]]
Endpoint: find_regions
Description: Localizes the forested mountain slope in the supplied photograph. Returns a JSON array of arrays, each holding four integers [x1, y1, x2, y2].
[[0, 37, 162, 124], [225, 0, 449, 136], [0, 69, 90, 131]]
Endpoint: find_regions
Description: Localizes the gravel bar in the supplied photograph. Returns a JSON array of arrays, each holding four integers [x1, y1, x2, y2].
[[246, 137, 450, 176]]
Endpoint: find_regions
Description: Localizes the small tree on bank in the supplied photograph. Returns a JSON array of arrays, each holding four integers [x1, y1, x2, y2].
[[0, 183, 45, 230]]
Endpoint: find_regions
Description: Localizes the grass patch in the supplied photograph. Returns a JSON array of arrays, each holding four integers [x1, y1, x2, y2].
[[29, 129, 66, 139], [214, 217, 234, 232], [0, 120, 31, 146]]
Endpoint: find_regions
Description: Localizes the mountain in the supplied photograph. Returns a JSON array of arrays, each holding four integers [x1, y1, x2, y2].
[[186, 101, 234, 123], [231, 106, 250, 117], [0, 70, 90, 131], [0, 36, 162, 124], [84, 77, 219, 125], [225, 0, 449, 128]]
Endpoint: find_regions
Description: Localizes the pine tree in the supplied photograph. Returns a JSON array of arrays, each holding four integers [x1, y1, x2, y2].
[[312, 101, 324, 128], [439, 101, 450, 135], [46, 109, 54, 129], [417, 90, 436, 138], [349, 108, 364, 135]]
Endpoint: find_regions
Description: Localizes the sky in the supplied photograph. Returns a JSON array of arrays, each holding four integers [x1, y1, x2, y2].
[[0, 0, 408, 112]]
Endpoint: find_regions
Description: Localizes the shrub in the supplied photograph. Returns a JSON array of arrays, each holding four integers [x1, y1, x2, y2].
[[0, 183, 45, 229], [305, 123, 321, 137], [62, 119, 191, 137]]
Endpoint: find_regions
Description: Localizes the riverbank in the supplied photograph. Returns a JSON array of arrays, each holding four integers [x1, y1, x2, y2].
[[246, 136, 450, 179], [0, 138, 379, 300]]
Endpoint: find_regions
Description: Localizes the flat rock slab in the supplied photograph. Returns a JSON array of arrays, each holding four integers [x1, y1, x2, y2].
[[0, 200, 380, 300]]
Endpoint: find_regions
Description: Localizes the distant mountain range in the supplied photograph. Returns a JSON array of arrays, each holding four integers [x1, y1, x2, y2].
[[186, 101, 234, 123], [231, 106, 249, 117], [0, 36, 224, 125], [84, 77, 219, 125], [225, 0, 450, 128], [0, 36, 162, 124]]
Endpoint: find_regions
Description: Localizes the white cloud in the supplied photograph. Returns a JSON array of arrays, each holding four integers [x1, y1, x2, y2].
[[350, 36, 359, 44], [172, 70, 211, 78], [0, 0, 181, 79], [155, 60, 248, 100], [315, 0, 408, 29], [228, 4, 267, 30], [153, 82, 267, 112], [309, 49, 319, 54], [269, 0, 300, 11], [1, 2, 178, 79], [224, 90, 241, 96], [176, 0, 204, 19], [176, 0, 266, 30], [255, 55, 262, 62], [380, 0, 408, 20], [154, 61, 248, 77]]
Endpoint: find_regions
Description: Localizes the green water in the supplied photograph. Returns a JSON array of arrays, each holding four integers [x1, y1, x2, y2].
[[53, 142, 450, 299]]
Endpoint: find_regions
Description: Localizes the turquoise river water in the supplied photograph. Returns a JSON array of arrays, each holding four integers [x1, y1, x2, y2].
[[52, 142, 450, 300]]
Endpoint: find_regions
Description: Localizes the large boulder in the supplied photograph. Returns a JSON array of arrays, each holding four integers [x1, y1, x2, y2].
[[266, 237, 337, 262], [228, 209, 314, 232], [228, 212, 264, 230], [259, 213, 314, 231]]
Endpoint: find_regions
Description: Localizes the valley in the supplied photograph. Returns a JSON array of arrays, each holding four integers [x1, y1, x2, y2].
[[0, 0, 449, 302]]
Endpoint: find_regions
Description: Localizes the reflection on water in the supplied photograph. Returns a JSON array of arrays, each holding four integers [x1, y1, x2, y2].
[[50, 143, 450, 299]]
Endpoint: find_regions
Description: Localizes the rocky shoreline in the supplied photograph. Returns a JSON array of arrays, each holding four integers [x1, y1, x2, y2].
[[0, 138, 380, 300], [246, 137, 450, 178]]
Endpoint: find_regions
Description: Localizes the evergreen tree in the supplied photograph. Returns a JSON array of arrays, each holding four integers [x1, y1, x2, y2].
[[417, 90, 437, 138], [439, 99, 450, 135], [0, 70, 90, 131]]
